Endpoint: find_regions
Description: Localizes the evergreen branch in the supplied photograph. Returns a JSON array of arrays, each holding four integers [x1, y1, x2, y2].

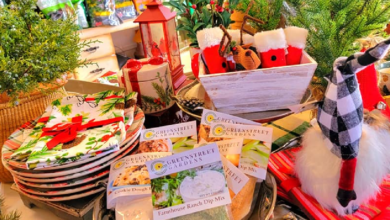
[[366, 4, 390, 24], [339, 0, 369, 30], [152, 82, 168, 104], [99, 98, 121, 115]]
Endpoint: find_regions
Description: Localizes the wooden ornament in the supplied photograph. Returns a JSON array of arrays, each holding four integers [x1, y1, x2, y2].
[[239, 0, 265, 45]]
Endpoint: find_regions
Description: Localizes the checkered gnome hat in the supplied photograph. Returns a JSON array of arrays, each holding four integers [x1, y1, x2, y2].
[[317, 38, 390, 208]]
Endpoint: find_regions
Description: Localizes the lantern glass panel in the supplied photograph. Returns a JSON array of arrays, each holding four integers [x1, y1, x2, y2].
[[140, 23, 151, 57], [141, 22, 167, 58], [166, 19, 181, 70]]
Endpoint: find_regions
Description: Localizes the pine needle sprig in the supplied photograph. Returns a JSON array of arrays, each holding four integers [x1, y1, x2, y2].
[[287, 0, 390, 87], [0, 197, 21, 220]]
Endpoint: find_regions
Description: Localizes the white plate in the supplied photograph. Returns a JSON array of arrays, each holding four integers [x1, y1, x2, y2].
[[14, 184, 106, 202], [14, 178, 108, 196], [11, 139, 139, 183], [14, 168, 109, 189]]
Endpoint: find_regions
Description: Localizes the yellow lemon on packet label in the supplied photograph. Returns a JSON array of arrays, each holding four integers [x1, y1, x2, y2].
[[206, 114, 214, 123], [154, 162, 163, 171], [145, 131, 153, 138]]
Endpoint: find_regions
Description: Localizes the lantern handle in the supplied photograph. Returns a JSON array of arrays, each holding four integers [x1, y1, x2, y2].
[[219, 25, 232, 57]]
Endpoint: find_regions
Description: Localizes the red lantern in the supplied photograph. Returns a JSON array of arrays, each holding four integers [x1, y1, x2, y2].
[[134, 0, 186, 90]]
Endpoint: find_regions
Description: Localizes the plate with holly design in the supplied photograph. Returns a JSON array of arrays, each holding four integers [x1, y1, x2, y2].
[[2, 107, 144, 172], [14, 178, 108, 196]]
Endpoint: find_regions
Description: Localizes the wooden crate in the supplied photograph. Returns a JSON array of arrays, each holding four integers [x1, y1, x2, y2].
[[198, 52, 317, 115]]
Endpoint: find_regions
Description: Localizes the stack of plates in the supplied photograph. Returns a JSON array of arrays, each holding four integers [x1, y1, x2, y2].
[[2, 107, 145, 202]]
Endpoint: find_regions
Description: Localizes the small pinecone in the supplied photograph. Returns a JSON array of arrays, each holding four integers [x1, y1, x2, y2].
[[125, 99, 136, 109], [62, 134, 87, 149], [115, 103, 125, 109], [178, 97, 204, 110]]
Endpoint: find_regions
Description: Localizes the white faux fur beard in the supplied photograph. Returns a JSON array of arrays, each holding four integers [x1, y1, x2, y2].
[[295, 120, 390, 216]]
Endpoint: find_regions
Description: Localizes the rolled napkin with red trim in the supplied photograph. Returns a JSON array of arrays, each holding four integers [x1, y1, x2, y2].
[[197, 27, 228, 74], [284, 26, 308, 65]]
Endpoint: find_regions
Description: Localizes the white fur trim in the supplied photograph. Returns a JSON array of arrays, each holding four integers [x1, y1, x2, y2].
[[284, 26, 308, 49], [296, 124, 390, 216], [242, 34, 254, 45], [197, 27, 224, 51], [227, 29, 241, 44], [254, 28, 286, 52]]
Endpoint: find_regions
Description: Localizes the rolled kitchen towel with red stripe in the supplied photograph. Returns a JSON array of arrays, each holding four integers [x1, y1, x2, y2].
[[197, 27, 228, 74], [284, 26, 308, 65], [254, 29, 287, 68]]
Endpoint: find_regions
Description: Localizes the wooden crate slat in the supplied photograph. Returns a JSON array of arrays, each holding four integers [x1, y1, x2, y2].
[[198, 51, 317, 114]]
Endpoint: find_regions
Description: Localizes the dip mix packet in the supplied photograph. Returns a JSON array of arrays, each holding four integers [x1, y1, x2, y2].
[[195, 139, 249, 197], [199, 109, 259, 142], [107, 152, 171, 209], [209, 123, 273, 180], [195, 138, 243, 166], [145, 143, 232, 220], [139, 121, 197, 154]]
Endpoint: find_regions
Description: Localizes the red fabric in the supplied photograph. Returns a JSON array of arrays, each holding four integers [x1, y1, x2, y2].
[[202, 45, 228, 74], [339, 158, 357, 191], [357, 64, 390, 118], [85, 95, 122, 102], [260, 48, 286, 68], [269, 147, 390, 219], [286, 46, 303, 65], [191, 53, 200, 79], [280, 178, 300, 192], [41, 116, 82, 150]]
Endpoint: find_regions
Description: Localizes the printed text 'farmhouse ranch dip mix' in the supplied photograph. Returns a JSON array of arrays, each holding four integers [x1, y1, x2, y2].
[[107, 152, 171, 209], [145, 144, 232, 220], [139, 121, 197, 154], [199, 109, 259, 142], [209, 123, 273, 180]]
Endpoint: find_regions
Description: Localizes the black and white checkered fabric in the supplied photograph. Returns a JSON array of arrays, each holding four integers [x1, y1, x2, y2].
[[317, 39, 390, 160]]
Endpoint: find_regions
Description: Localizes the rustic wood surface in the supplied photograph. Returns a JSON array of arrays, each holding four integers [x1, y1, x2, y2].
[[199, 52, 317, 114]]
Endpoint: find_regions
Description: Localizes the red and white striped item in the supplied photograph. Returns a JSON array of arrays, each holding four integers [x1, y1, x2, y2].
[[268, 147, 390, 220]]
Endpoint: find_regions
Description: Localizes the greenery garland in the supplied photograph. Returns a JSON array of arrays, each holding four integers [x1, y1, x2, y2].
[[0, 197, 20, 220], [287, 0, 390, 87], [0, 0, 93, 103]]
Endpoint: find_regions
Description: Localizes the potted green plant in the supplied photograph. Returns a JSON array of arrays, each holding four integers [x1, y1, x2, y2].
[[231, 0, 287, 32], [164, 0, 235, 49], [286, 0, 390, 99], [0, 0, 92, 182]]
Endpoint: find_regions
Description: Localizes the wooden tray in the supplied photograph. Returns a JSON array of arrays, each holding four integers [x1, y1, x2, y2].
[[11, 184, 105, 220]]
